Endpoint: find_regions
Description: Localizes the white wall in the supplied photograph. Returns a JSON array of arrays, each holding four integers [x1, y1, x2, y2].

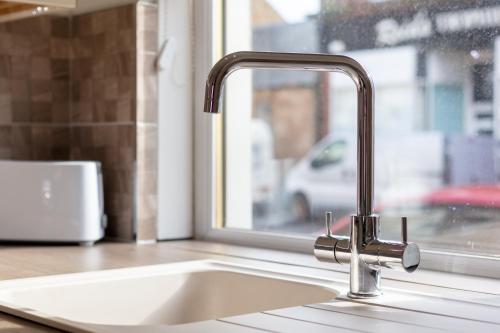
[[157, 0, 193, 239], [224, 0, 253, 230], [330, 46, 421, 134]]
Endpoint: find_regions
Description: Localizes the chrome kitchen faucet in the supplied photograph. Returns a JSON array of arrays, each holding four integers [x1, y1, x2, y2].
[[203, 51, 420, 298]]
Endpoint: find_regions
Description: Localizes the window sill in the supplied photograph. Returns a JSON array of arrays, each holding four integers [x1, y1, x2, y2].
[[171, 236, 500, 296]]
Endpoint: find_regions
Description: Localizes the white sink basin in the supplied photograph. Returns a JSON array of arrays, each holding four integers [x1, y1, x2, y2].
[[0, 260, 338, 332]]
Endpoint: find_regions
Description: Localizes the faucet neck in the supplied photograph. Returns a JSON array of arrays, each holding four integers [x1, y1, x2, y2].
[[203, 51, 375, 216]]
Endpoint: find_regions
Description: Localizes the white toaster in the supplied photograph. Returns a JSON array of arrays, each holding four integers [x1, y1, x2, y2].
[[0, 161, 106, 245]]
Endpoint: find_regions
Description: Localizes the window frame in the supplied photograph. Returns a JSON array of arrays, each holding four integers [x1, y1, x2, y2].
[[192, 0, 500, 279]]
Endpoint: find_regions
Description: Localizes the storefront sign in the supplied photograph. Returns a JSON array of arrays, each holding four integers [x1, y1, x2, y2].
[[436, 6, 500, 33], [375, 11, 432, 46], [375, 6, 500, 46]]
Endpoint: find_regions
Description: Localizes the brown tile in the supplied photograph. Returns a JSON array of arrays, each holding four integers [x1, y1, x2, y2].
[[73, 14, 93, 37], [52, 126, 70, 147], [71, 126, 94, 147], [105, 213, 134, 240], [0, 93, 11, 123], [51, 146, 71, 160], [105, 52, 135, 77], [92, 8, 118, 34], [0, 78, 9, 94], [72, 79, 93, 102], [73, 37, 93, 58], [91, 78, 106, 101], [92, 33, 106, 58], [52, 80, 69, 102], [104, 31, 119, 54], [30, 57, 51, 79], [11, 101, 30, 122], [51, 59, 69, 80], [31, 80, 52, 102], [104, 77, 119, 100], [11, 56, 30, 79], [50, 38, 72, 59], [117, 5, 136, 30], [94, 125, 119, 147], [8, 18, 35, 35], [51, 102, 69, 122], [117, 29, 135, 52], [11, 146, 30, 160], [31, 16, 52, 36], [0, 125, 11, 147], [11, 125, 31, 147], [0, 147, 11, 159], [72, 58, 93, 80], [116, 98, 134, 122], [9, 35, 31, 57], [118, 125, 135, 147], [30, 102, 52, 122], [71, 102, 93, 122], [91, 58, 105, 79], [31, 35, 50, 57], [10, 80, 29, 100], [0, 32, 12, 54], [0, 55, 11, 78], [51, 17, 71, 38]]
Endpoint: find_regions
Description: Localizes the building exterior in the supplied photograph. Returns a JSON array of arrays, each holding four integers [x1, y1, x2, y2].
[[319, 0, 500, 137]]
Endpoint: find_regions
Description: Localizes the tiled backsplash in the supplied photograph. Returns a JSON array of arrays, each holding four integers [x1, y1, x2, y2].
[[0, 3, 159, 242]]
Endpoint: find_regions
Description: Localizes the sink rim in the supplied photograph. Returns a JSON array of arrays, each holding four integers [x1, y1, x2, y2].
[[0, 259, 341, 332]]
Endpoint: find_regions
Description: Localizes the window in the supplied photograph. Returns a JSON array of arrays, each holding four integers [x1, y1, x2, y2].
[[197, 0, 500, 268]]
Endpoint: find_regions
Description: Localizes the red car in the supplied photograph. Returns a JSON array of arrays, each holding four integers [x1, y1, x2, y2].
[[330, 185, 500, 255]]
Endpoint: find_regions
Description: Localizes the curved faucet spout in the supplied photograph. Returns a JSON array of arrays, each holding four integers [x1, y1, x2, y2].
[[203, 51, 375, 217]]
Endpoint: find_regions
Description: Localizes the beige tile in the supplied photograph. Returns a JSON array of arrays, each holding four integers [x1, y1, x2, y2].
[[137, 3, 158, 32]]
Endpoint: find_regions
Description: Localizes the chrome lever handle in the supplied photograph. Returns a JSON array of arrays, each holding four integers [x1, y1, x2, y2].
[[325, 211, 334, 237], [401, 216, 408, 243]]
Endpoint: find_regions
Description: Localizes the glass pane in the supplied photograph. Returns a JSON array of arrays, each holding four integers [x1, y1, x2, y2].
[[223, 0, 500, 256]]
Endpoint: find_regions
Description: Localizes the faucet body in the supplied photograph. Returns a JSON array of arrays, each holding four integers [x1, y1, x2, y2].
[[203, 51, 420, 298]]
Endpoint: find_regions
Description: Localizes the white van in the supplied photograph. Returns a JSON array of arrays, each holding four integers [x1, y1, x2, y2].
[[284, 132, 445, 220]]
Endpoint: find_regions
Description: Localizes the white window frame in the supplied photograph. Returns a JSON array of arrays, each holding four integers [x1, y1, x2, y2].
[[192, 0, 500, 279]]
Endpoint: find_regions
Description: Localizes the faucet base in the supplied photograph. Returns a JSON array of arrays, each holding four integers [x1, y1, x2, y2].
[[347, 291, 382, 299]]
